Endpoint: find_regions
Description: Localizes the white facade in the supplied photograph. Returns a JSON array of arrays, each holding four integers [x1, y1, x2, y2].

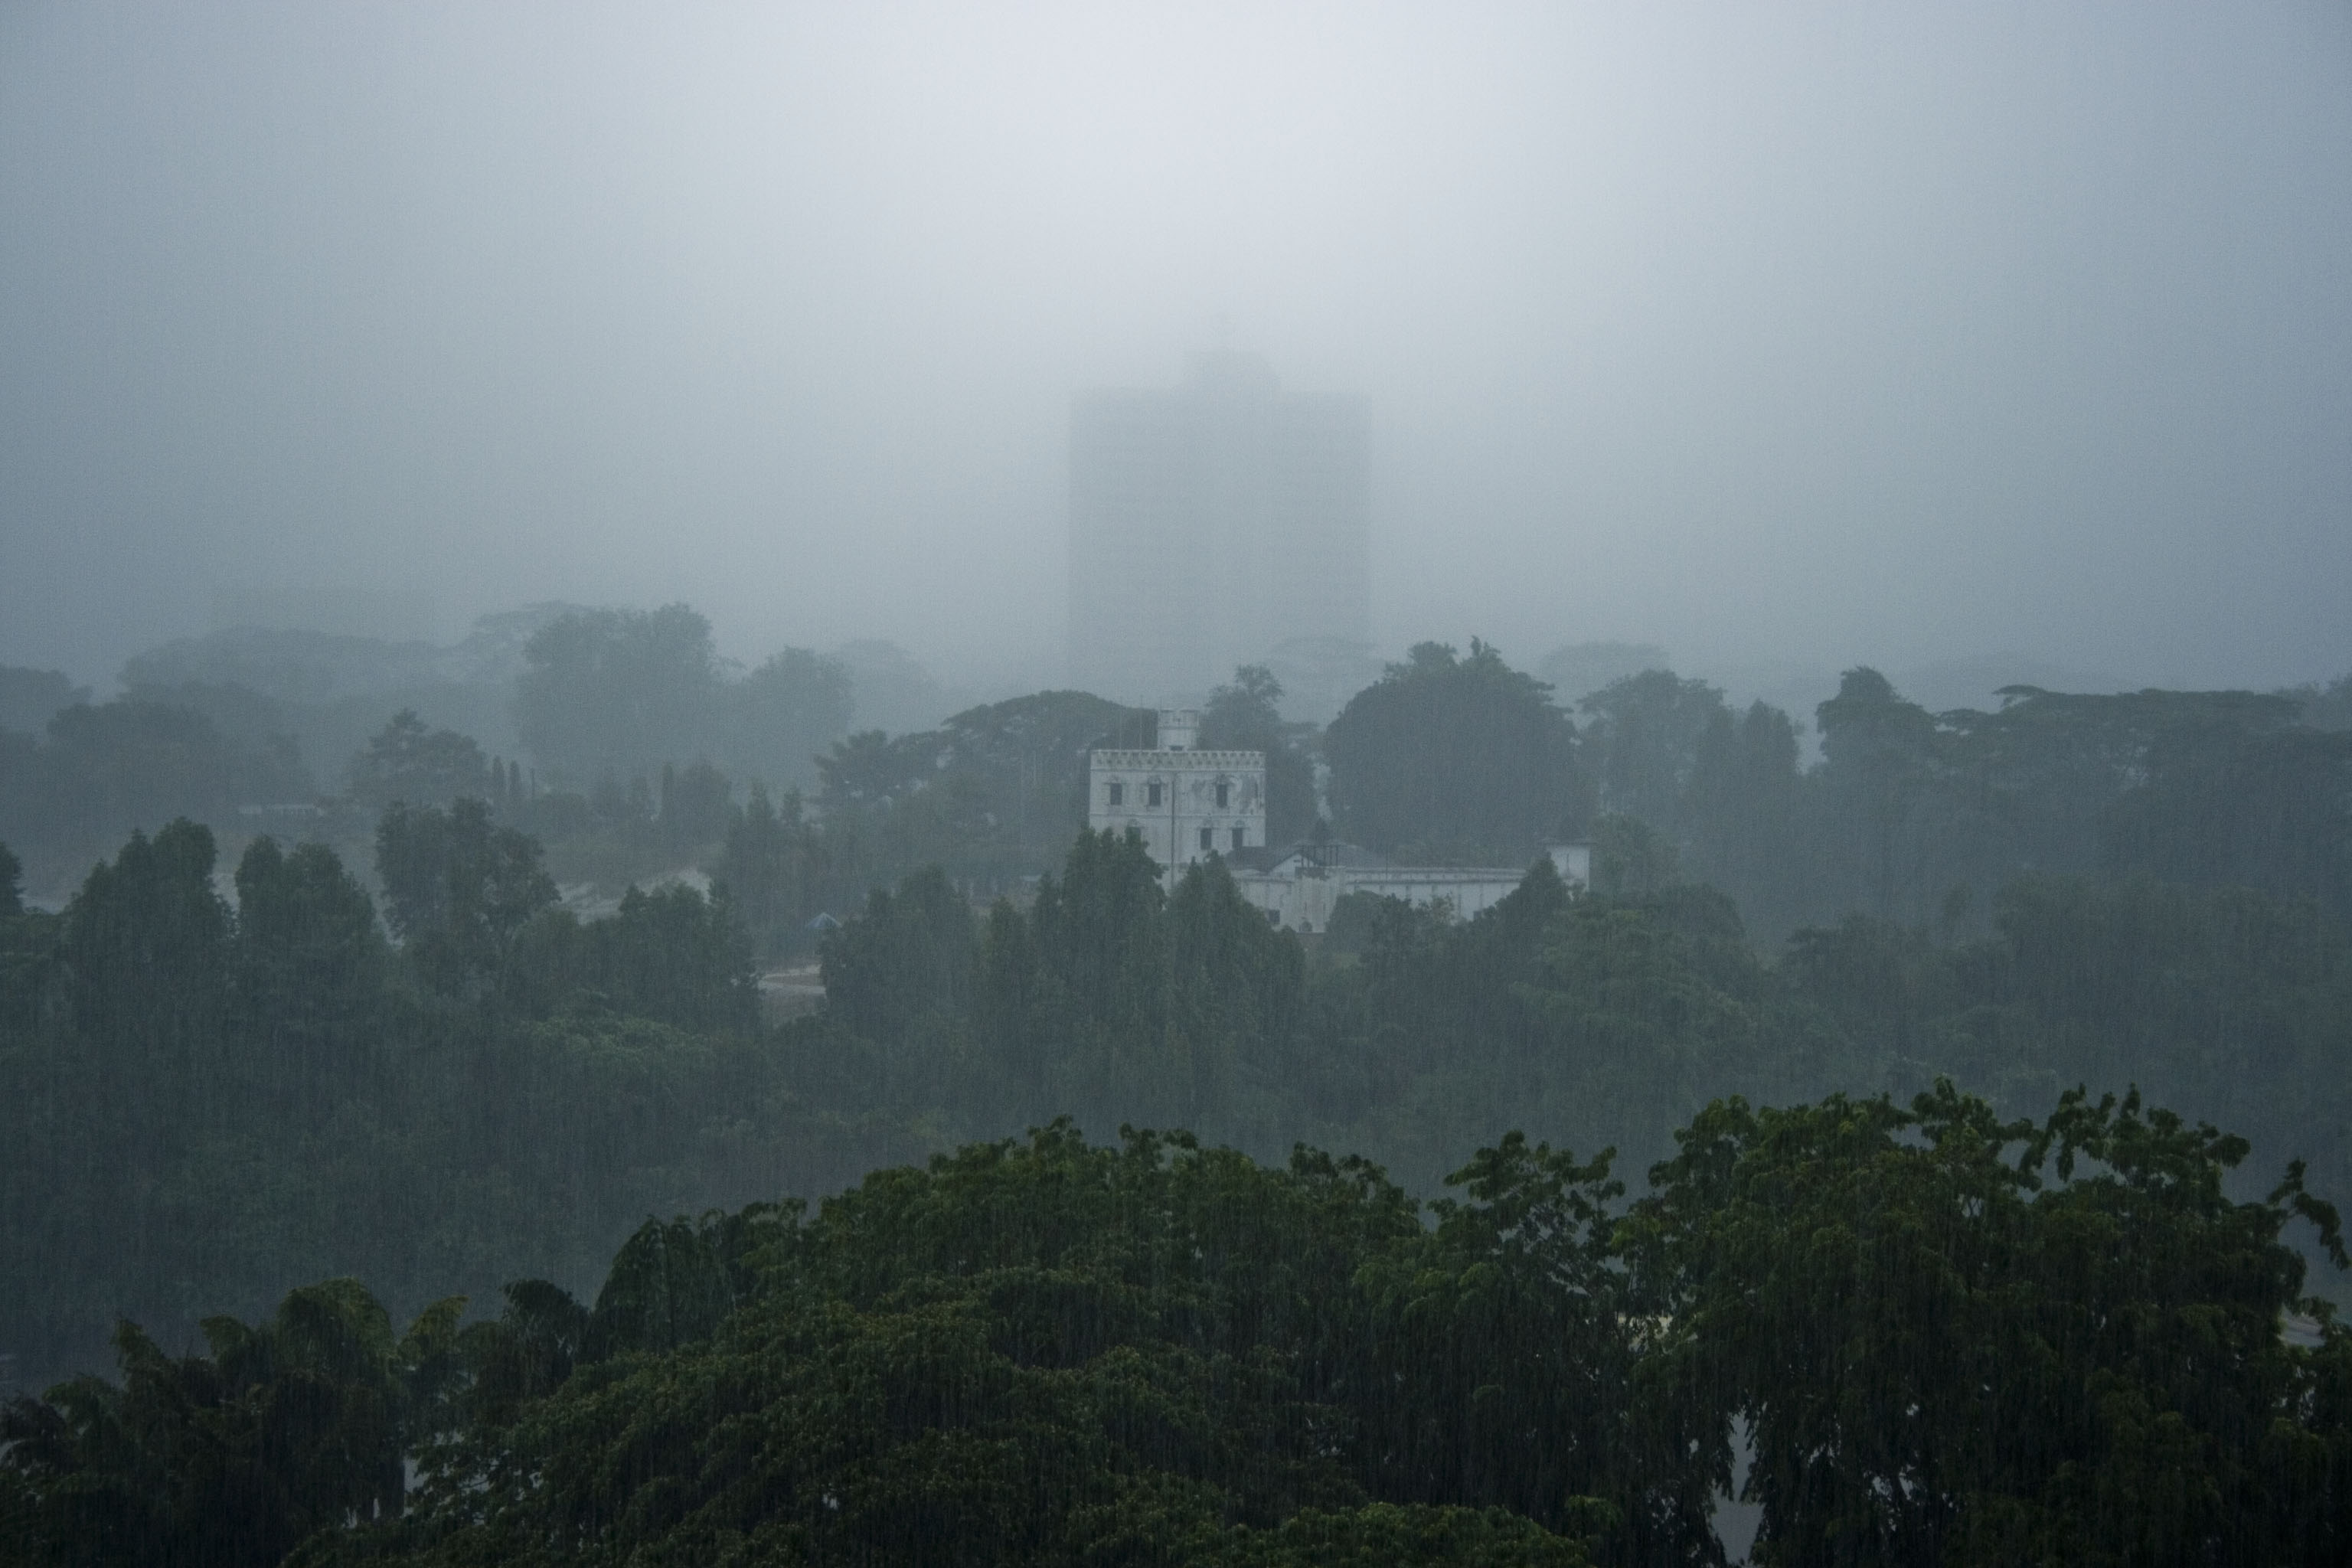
[[1089, 710, 1266, 887], [1088, 707, 1592, 923], [1233, 842, 1592, 933]]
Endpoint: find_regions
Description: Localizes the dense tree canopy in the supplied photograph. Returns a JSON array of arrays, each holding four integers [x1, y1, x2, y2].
[[345, 710, 490, 808], [9, 1086, 2349, 1566], [726, 648, 857, 793], [786, 691, 1155, 931], [8, 630, 2352, 1565], [2, 1282, 464, 1567], [0, 665, 87, 736], [0, 815, 796, 1396], [512, 606, 852, 793], [1555, 664, 2352, 942], [374, 799, 558, 1001], [1325, 641, 1587, 862], [512, 604, 724, 786], [0, 695, 312, 891], [1627, 1083, 2352, 1564]]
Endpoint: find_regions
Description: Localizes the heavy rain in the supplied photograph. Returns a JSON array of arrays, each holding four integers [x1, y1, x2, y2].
[[2, 4, 2348, 1562]]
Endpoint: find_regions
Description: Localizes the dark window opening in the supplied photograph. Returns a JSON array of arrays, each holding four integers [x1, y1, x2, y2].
[[1198, 825, 1214, 851], [1147, 782, 1163, 806], [1108, 782, 1123, 806], [1231, 827, 1245, 851], [1214, 782, 1230, 808]]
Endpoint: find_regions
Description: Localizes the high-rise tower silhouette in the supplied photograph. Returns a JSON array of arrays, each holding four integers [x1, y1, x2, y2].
[[1068, 352, 1368, 702]]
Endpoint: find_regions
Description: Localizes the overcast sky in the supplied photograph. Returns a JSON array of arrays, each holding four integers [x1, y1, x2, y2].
[[2, 1, 2347, 697]]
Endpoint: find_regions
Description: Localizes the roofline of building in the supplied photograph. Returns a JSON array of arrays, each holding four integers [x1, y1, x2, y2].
[[1089, 748, 1266, 766]]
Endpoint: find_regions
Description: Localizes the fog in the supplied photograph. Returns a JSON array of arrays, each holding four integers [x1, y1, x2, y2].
[[2, 1, 2346, 699]]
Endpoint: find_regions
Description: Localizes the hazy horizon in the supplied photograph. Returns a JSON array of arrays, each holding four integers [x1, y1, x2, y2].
[[4, 2, 2347, 700]]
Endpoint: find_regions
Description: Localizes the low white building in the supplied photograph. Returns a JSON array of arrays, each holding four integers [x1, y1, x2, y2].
[[1089, 709, 1267, 887], [1089, 708, 1589, 923], [1232, 841, 1590, 933]]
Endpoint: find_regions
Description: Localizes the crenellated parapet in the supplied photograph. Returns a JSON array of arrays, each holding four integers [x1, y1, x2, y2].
[[1088, 714, 1268, 886]]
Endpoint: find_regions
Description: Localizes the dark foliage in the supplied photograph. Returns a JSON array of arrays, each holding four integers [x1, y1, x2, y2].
[[0, 817, 800, 1392], [1325, 641, 1588, 862], [0, 695, 312, 893], [374, 799, 558, 1001], [1201, 663, 1319, 848], [7, 643, 2352, 1565], [345, 712, 489, 808], [511, 605, 851, 792], [2, 1282, 462, 1568], [13, 1093, 2349, 1566]]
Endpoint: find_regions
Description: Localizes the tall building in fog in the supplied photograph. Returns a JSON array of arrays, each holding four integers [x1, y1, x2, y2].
[[1069, 352, 1368, 703]]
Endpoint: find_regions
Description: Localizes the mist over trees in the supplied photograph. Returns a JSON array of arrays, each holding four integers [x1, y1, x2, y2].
[[5, 607, 2352, 1563], [0, 606, 960, 917], [0, 668, 87, 736], [11, 788, 2352, 1365], [1576, 664, 2352, 942], [512, 604, 853, 792], [8, 594, 2343, 955], [118, 614, 560, 775], [0, 693, 312, 891], [6, 3, 2348, 1553], [347, 710, 493, 809]]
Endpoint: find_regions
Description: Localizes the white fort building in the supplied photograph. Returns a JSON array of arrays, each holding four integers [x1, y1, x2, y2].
[[1089, 710, 1590, 928], [1089, 710, 1267, 877]]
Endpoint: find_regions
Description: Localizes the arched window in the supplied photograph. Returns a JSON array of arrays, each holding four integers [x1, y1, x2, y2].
[[1214, 782, 1230, 808], [1230, 826, 1245, 851]]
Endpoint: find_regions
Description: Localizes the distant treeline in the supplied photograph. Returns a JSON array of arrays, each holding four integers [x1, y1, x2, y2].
[[1576, 663, 2352, 942], [0, 606, 860, 896], [7, 619, 2352, 1561], [8, 609, 2348, 957]]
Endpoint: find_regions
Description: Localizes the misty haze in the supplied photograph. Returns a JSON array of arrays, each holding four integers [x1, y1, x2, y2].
[[2, 5, 2349, 1563]]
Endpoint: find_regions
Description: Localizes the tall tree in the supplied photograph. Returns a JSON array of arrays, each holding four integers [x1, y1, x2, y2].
[[232, 836, 387, 1111], [61, 819, 231, 1100], [346, 709, 490, 808], [0, 837, 21, 917], [1576, 668, 1731, 835], [657, 759, 733, 852], [1628, 1082, 2352, 1566], [1813, 667, 1943, 919], [710, 784, 820, 959], [822, 865, 975, 1047], [717, 647, 854, 792], [374, 799, 557, 1001], [1324, 641, 1586, 861], [0, 1280, 464, 1568], [511, 605, 723, 786], [1680, 697, 1807, 937], [1201, 663, 1319, 847]]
